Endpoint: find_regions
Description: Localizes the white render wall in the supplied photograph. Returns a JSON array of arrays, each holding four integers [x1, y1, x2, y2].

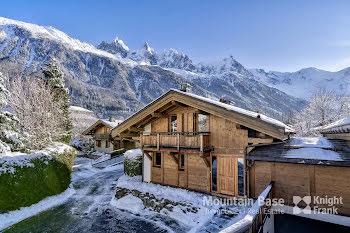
[[94, 139, 114, 153]]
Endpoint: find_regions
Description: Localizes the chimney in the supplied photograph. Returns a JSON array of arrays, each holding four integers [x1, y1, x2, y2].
[[109, 116, 117, 122], [179, 83, 191, 93], [219, 98, 234, 105]]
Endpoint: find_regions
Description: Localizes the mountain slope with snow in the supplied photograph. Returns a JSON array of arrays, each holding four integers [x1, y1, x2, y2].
[[250, 67, 350, 99], [0, 16, 306, 119]]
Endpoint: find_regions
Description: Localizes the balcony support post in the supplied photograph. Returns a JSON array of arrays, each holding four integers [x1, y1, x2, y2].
[[177, 133, 180, 151]]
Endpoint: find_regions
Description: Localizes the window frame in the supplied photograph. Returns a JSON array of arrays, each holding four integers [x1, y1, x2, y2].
[[105, 140, 110, 148], [96, 140, 101, 148]]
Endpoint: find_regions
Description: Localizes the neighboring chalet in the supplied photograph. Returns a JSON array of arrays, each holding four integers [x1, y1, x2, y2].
[[111, 88, 293, 197], [246, 117, 350, 232], [83, 118, 135, 153]]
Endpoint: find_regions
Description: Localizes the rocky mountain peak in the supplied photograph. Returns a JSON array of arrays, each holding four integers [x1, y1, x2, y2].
[[97, 36, 129, 58]]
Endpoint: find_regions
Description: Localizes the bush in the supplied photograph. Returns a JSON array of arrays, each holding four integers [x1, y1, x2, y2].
[[0, 148, 76, 213], [124, 149, 142, 177]]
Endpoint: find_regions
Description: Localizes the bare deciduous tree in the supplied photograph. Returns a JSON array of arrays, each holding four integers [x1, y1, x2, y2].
[[294, 89, 349, 136], [6, 76, 66, 149]]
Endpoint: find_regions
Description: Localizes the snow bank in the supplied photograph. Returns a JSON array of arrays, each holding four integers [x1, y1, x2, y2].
[[0, 187, 74, 231], [0, 143, 73, 174]]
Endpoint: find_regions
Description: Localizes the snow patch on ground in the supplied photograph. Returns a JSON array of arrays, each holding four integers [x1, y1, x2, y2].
[[112, 194, 144, 213], [0, 187, 75, 231]]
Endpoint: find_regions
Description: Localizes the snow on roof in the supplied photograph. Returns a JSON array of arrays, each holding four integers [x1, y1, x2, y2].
[[285, 148, 342, 161], [320, 116, 350, 134], [170, 89, 287, 128], [289, 137, 333, 148], [248, 137, 350, 166], [69, 106, 93, 113], [101, 119, 123, 129]]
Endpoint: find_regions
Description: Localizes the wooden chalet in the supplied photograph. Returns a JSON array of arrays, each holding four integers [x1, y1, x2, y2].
[[111, 88, 292, 197], [83, 118, 135, 153]]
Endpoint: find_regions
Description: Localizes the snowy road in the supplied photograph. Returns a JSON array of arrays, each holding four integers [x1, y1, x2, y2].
[[4, 158, 187, 233]]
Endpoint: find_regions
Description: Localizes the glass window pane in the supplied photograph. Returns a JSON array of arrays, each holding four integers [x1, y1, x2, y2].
[[156, 153, 161, 166], [212, 156, 217, 191], [171, 116, 177, 132], [238, 158, 244, 196], [180, 154, 185, 169], [198, 114, 207, 132]]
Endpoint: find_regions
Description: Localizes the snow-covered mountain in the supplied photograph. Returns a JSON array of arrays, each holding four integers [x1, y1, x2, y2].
[[0, 16, 306, 119], [250, 67, 350, 99]]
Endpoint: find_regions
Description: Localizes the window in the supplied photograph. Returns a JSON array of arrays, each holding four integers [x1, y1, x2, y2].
[[198, 114, 208, 132], [212, 156, 217, 191], [155, 153, 162, 167], [237, 158, 244, 196], [179, 154, 185, 170], [170, 115, 177, 132], [106, 140, 110, 148], [96, 140, 101, 147]]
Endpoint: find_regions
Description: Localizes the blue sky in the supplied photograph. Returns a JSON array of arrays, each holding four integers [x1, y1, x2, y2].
[[1, 0, 350, 72]]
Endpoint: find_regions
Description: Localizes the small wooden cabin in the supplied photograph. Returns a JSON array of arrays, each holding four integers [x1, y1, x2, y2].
[[83, 118, 135, 153], [111, 89, 292, 196]]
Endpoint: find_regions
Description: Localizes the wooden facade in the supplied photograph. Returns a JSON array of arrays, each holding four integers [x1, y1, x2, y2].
[[111, 89, 289, 197], [249, 161, 350, 216]]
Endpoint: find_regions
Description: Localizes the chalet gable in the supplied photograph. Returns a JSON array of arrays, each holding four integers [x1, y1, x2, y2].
[[111, 89, 290, 140], [83, 119, 121, 136]]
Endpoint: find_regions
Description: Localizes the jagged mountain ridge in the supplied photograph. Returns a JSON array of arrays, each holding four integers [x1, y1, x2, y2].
[[0, 17, 305, 120]]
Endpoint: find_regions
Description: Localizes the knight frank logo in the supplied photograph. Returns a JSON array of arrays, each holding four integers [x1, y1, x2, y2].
[[293, 196, 312, 214], [293, 195, 343, 215]]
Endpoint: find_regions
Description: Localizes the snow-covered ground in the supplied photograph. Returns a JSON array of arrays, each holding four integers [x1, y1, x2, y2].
[[2, 155, 251, 232], [114, 175, 251, 233]]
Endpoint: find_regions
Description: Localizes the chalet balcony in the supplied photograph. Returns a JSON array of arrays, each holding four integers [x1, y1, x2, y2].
[[141, 132, 212, 154], [94, 134, 110, 140]]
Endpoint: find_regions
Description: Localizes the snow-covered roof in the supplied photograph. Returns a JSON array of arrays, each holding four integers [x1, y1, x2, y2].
[[169, 89, 287, 128], [248, 137, 350, 167], [101, 119, 123, 129], [320, 117, 350, 134]]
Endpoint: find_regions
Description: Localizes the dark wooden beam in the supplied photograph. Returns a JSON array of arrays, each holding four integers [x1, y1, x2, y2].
[[152, 112, 168, 118]]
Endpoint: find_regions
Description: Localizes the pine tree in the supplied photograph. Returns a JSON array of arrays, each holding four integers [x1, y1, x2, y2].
[[41, 59, 72, 143]]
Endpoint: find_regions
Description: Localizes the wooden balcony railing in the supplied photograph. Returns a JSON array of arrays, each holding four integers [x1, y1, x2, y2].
[[94, 134, 110, 140], [141, 132, 211, 154]]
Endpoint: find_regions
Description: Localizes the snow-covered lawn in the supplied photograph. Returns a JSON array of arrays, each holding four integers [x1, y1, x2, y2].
[[113, 175, 250, 232]]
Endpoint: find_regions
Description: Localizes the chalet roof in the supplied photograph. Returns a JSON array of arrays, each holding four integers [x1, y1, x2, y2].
[[111, 89, 293, 140], [247, 137, 350, 167], [320, 116, 350, 134], [82, 119, 122, 135]]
